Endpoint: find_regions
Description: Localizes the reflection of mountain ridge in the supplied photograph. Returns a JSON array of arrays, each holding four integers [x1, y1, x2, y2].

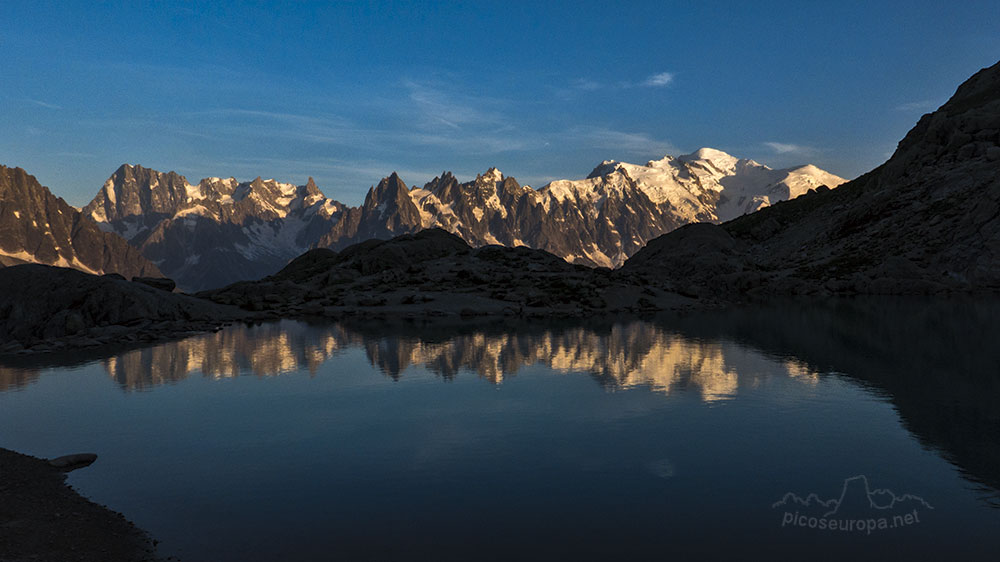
[[103, 320, 347, 390], [93, 320, 795, 402], [1, 298, 996, 505], [0, 365, 41, 393], [358, 324, 754, 401]]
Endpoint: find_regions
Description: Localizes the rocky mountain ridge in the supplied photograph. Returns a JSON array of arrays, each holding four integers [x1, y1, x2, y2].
[[0, 165, 161, 279], [82, 164, 343, 290], [75, 150, 842, 290], [318, 149, 845, 268]]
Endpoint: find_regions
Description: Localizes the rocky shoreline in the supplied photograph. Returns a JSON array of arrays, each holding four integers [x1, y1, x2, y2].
[[0, 264, 248, 357], [0, 447, 161, 562]]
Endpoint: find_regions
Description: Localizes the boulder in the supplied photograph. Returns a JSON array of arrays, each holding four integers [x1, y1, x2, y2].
[[48, 453, 98, 471]]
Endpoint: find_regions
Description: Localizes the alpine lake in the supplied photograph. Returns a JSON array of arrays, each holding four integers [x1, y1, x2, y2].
[[1, 297, 998, 561]]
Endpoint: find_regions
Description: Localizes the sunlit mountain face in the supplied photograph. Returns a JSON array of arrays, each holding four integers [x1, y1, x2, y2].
[[64, 149, 844, 290]]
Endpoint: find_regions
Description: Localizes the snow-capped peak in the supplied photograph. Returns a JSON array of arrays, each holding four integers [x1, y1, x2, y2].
[[586, 160, 625, 179], [540, 147, 846, 223], [644, 155, 675, 168], [482, 167, 503, 182], [678, 147, 741, 171], [680, 147, 735, 162]]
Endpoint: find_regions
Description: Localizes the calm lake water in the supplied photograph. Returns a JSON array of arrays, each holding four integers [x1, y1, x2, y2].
[[2, 298, 998, 561]]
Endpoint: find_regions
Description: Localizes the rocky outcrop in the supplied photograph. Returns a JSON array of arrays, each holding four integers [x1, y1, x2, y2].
[[623, 60, 1000, 296], [0, 166, 161, 279], [0, 264, 245, 353], [199, 228, 695, 318]]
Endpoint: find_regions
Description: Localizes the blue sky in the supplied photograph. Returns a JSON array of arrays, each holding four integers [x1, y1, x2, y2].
[[2, 1, 999, 207]]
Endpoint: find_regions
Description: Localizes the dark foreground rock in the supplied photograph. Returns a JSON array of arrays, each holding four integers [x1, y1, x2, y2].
[[48, 453, 99, 470], [0, 264, 247, 354], [131, 277, 177, 292], [199, 228, 699, 318], [623, 60, 1000, 297], [0, 447, 161, 561]]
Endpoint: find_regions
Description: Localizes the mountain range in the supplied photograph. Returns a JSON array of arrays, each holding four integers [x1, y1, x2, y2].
[[194, 60, 1000, 320], [4, 58, 997, 301], [0, 165, 160, 278], [1, 59, 998, 358], [81, 165, 342, 291], [72, 149, 843, 290]]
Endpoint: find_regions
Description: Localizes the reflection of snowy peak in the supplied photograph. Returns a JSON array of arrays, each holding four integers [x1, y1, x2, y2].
[[318, 149, 845, 269], [90, 318, 818, 396]]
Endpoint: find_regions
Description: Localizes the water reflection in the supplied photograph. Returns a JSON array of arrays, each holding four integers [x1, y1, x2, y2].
[[18, 320, 822, 403], [0, 365, 41, 392], [1, 297, 997, 503], [102, 322, 345, 389], [358, 324, 771, 402]]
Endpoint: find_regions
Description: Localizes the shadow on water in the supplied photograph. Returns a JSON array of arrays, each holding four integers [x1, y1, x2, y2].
[[2, 297, 998, 504]]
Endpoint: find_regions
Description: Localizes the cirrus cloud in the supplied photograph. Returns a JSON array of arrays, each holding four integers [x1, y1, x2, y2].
[[569, 70, 676, 92], [642, 72, 675, 87], [764, 141, 812, 154]]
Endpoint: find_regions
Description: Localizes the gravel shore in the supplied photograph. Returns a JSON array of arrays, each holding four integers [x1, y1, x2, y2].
[[0, 448, 161, 562]]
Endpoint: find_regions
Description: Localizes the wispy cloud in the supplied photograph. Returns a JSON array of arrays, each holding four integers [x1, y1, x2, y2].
[[568, 126, 677, 154], [569, 70, 676, 92], [186, 109, 365, 145], [79, 116, 221, 141], [764, 141, 813, 155], [571, 78, 603, 91], [641, 72, 674, 87], [401, 131, 540, 154], [404, 80, 505, 130], [27, 98, 62, 110], [894, 100, 937, 112], [393, 80, 549, 154]]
